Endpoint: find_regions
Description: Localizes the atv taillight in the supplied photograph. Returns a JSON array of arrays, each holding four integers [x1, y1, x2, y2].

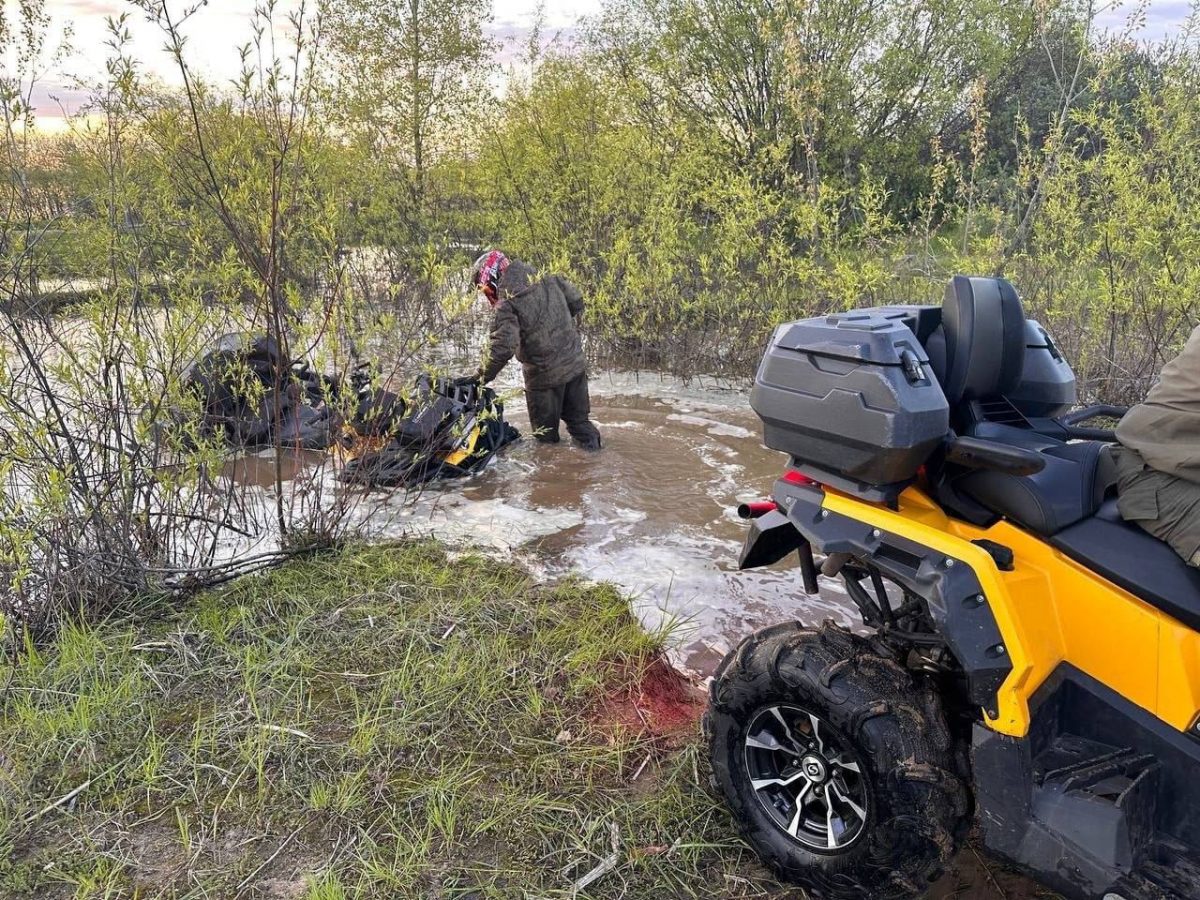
[[782, 470, 818, 486]]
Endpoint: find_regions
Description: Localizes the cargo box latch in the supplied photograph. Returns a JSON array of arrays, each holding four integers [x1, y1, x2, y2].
[[900, 348, 927, 384]]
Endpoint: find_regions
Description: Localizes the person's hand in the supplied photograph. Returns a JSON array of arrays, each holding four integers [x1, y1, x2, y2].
[[452, 372, 481, 387]]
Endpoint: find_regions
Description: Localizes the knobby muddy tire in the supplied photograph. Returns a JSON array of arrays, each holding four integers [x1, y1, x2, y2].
[[705, 621, 970, 900]]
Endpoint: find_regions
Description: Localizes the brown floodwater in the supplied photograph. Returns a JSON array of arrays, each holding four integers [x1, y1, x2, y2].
[[437, 373, 857, 675]]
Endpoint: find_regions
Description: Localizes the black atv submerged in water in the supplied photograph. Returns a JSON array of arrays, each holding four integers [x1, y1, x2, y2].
[[709, 275, 1200, 900], [181, 335, 519, 486], [339, 374, 519, 488]]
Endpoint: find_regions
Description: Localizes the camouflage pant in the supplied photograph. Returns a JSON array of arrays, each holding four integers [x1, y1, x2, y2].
[[525, 372, 602, 450], [1113, 445, 1200, 566]]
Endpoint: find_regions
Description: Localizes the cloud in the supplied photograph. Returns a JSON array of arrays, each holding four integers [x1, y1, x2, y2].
[[54, 0, 123, 15], [28, 82, 93, 118], [485, 22, 583, 65]]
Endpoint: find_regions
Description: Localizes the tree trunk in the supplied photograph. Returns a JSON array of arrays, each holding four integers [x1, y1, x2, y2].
[[409, 0, 425, 210]]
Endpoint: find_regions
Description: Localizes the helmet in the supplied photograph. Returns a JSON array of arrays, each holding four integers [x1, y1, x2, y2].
[[471, 250, 509, 302]]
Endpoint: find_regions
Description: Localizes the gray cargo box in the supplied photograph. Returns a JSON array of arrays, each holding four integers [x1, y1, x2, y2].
[[1009, 319, 1077, 418], [751, 310, 950, 501]]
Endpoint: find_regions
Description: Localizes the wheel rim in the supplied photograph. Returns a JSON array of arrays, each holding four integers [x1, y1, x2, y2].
[[742, 704, 870, 852]]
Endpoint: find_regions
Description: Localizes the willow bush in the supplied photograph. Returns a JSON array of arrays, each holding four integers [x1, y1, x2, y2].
[[472, 56, 905, 375], [1011, 38, 1200, 403], [466, 2, 1200, 389]]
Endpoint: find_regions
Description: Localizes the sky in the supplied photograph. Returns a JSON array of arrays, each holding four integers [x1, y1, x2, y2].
[[17, 0, 1197, 126], [24, 0, 603, 123]]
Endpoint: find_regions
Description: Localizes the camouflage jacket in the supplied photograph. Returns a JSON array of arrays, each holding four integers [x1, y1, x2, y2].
[[482, 260, 587, 390]]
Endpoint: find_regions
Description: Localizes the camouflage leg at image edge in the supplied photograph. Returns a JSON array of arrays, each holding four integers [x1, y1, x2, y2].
[[1114, 446, 1200, 567]]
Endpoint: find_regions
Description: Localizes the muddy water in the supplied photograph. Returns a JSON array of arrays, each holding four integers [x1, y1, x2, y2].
[[234, 370, 855, 677], [444, 376, 857, 674]]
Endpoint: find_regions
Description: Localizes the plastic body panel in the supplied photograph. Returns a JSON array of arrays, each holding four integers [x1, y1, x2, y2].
[[973, 668, 1200, 899]]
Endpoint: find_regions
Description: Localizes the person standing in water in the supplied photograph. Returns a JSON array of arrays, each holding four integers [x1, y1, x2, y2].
[[469, 250, 602, 450]]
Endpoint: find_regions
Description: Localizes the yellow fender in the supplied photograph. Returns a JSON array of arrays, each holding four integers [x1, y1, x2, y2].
[[821, 487, 1200, 738]]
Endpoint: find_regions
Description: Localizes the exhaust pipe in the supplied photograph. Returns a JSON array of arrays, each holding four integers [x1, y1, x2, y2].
[[737, 500, 778, 519]]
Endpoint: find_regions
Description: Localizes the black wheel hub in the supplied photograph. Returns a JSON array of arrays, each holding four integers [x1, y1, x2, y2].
[[800, 754, 828, 783], [743, 704, 870, 852]]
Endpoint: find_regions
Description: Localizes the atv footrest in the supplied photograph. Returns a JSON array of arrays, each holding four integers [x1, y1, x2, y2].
[[1033, 734, 1135, 784], [974, 675, 1200, 900], [1030, 735, 1159, 872]]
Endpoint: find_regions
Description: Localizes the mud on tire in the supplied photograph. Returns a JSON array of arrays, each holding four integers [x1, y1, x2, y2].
[[705, 621, 970, 899]]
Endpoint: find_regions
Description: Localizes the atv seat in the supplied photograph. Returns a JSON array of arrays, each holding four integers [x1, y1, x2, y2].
[[955, 427, 1114, 534], [1052, 499, 1200, 632]]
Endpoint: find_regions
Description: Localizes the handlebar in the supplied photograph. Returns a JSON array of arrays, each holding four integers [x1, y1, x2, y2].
[[1057, 404, 1129, 442]]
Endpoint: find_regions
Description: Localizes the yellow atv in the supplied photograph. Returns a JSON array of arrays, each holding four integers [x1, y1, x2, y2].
[[706, 276, 1200, 899]]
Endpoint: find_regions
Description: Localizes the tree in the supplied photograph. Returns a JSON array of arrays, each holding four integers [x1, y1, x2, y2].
[[588, 0, 1035, 212], [322, 0, 490, 213]]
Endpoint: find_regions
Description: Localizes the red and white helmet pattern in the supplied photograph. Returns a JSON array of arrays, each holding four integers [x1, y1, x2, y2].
[[471, 250, 509, 301]]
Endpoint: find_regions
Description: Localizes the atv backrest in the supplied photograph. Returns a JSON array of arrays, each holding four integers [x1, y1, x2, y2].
[[936, 276, 1027, 407], [919, 277, 1111, 534]]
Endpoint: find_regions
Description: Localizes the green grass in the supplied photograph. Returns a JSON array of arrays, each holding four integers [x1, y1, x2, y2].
[[0, 542, 788, 899]]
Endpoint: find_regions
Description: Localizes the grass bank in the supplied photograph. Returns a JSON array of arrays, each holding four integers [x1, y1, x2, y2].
[[0, 542, 788, 899]]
